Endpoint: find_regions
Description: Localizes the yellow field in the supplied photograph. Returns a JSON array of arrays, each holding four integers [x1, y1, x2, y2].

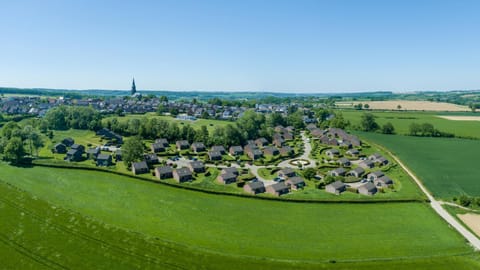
[[438, 116, 480, 121], [458, 213, 480, 237]]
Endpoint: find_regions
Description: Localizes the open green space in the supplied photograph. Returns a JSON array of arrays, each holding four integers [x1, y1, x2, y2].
[[355, 132, 480, 199], [0, 163, 476, 268], [341, 110, 480, 139], [103, 112, 233, 132]]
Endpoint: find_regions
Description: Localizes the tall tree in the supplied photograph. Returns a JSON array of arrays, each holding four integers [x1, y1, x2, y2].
[[4, 137, 25, 164], [122, 136, 145, 167], [360, 113, 379, 132]]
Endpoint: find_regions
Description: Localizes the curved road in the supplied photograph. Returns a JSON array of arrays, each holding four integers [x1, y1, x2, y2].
[[385, 148, 480, 250], [277, 131, 316, 168]]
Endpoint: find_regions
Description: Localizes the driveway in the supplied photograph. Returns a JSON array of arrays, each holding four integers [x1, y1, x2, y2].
[[277, 131, 316, 169]]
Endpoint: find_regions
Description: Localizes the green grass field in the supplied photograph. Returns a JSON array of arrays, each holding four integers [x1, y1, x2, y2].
[[342, 110, 480, 139], [0, 163, 478, 269], [103, 113, 233, 132], [355, 132, 480, 199]]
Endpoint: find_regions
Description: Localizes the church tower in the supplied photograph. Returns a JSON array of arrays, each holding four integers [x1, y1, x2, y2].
[[131, 78, 137, 95]]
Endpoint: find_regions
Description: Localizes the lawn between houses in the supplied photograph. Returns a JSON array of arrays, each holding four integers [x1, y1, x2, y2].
[[0, 163, 478, 269], [355, 132, 480, 199]]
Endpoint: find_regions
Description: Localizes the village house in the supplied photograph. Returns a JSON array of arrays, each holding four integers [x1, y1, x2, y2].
[[346, 149, 360, 157], [65, 149, 83, 162], [273, 137, 285, 147], [266, 182, 290, 196], [86, 147, 101, 160], [229, 146, 244, 156], [62, 137, 75, 147], [358, 182, 378, 195], [274, 125, 285, 133], [144, 153, 159, 165], [151, 142, 166, 153], [279, 146, 294, 156], [311, 128, 324, 138], [221, 167, 239, 175], [217, 172, 237, 184], [211, 145, 226, 154], [325, 180, 346, 195], [246, 148, 263, 160], [325, 149, 340, 159], [188, 161, 205, 173], [358, 160, 375, 169], [115, 149, 122, 161], [369, 153, 383, 161], [278, 168, 296, 178], [329, 167, 347, 177], [283, 132, 294, 141], [348, 167, 365, 178], [255, 137, 269, 148], [374, 175, 394, 187], [338, 157, 351, 167], [263, 146, 279, 156], [208, 151, 222, 161], [155, 138, 169, 147], [244, 181, 266, 195], [376, 156, 389, 166], [96, 154, 112, 167], [286, 176, 306, 190], [131, 161, 149, 175], [173, 167, 193, 183], [71, 144, 85, 153], [190, 142, 206, 153], [176, 140, 190, 150], [367, 171, 385, 181], [155, 166, 173, 180], [52, 143, 67, 154]]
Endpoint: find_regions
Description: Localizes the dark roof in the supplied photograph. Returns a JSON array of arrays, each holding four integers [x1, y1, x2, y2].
[[67, 149, 79, 155], [359, 182, 377, 192], [269, 182, 289, 192], [222, 167, 238, 175], [220, 172, 237, 180], [97, 153, 111, 160], [156, 166, 173, 174], [338, 157, 350, 164], [190, 161, 205, 169], [209, 151, 222, 157], [377, 175, 393, 184], [86, 148, 100, 154], [176, 167, 192, 177], [247, 181, 265, 190], [331, 168, 347, 175], [192, 142, 205, 148], [176, 140, 189, 145], [328, 180, 346, 190], [230, 146, 243, 152], [211, 145, 226, 152], [351, 167, 365, 174], [326, 149, 340, 154], [287, 176, 305, 185], [132, 161, 148, 170], [369, 171, 385, 177], [280, 168, 295, 175]]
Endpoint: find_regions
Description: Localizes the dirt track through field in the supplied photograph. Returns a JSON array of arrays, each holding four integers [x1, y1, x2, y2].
[[458, 214, 480, 237]]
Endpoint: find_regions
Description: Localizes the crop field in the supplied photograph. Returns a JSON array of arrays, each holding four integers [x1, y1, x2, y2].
[[103, 113, 233, 132], [337, 100, 468, 111], [0, 163, 478, 269], [341, 110, 480, 139], [354, 132, 480, 199]]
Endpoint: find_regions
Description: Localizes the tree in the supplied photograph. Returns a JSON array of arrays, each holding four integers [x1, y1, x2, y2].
[[122, 136, 144, 167], [329, 112, 349, 129], [363, 104, 370, 109], [360, 113, 379, 132], [381, 122, 395, 134], [286, 110, 305, 129], [303, 168, 316, 180], [397, 104, 402, 110], [409, 123, 421, 136], [1, 121, 21, 139], [420, 123, 435, 136], [4, 137, 25, 164], [354, 103, 363, 110], [159, 95, 168, 103]]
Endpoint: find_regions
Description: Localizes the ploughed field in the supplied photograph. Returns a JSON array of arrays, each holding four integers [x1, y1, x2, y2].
[[0, 163, 479, 269], [356, 132, 480, 199]]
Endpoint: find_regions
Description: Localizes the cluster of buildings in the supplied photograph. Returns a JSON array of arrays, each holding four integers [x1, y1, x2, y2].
[[307, 125, 361, 148], [52, 137, 114, 166]]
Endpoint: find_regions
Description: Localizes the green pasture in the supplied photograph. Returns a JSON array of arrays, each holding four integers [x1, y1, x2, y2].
[[0, 163, 475, 265], [355, 132, 480, 199], [103, 112, 233, 132], [341, 110, 480, 139]]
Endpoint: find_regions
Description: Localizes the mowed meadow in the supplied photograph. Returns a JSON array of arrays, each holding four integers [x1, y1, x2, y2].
[[342, 110, 480, 139], [0, 163, 479, 269], [356, 132, 480, 199]]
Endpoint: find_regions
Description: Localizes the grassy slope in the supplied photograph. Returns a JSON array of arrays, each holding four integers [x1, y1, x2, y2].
[[342, 110, 480, 139], [0, 163, 474, 263], [355, 132, 480, 198], [1, 180, 479, 270]]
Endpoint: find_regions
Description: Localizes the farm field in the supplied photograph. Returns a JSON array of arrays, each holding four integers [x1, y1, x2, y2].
[[354, 132, 480, 199], [337, 100, 468, 111], [103, 112, 233, 132], [342, 110, 480, 139], [0, 163, 477, 266]]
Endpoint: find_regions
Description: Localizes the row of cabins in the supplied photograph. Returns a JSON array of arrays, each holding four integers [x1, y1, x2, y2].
[[307, 126, 361, 148], [132, 160, 207, 183], [52, 139, 114, 166], [326, 181, 379, 196]]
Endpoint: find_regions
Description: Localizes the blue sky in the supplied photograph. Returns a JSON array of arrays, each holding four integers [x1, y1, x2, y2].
[[1, 0, 480, 92]]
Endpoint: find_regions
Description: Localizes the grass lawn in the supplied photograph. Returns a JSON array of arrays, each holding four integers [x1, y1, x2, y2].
[[103, 113, 233, 133], [341, 110, 480, 139], [0, 163, 476, 266], [354, 132, 480, 199]]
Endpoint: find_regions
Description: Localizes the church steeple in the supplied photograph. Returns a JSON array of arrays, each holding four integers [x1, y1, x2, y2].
[[131, 78, 137, 95]]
